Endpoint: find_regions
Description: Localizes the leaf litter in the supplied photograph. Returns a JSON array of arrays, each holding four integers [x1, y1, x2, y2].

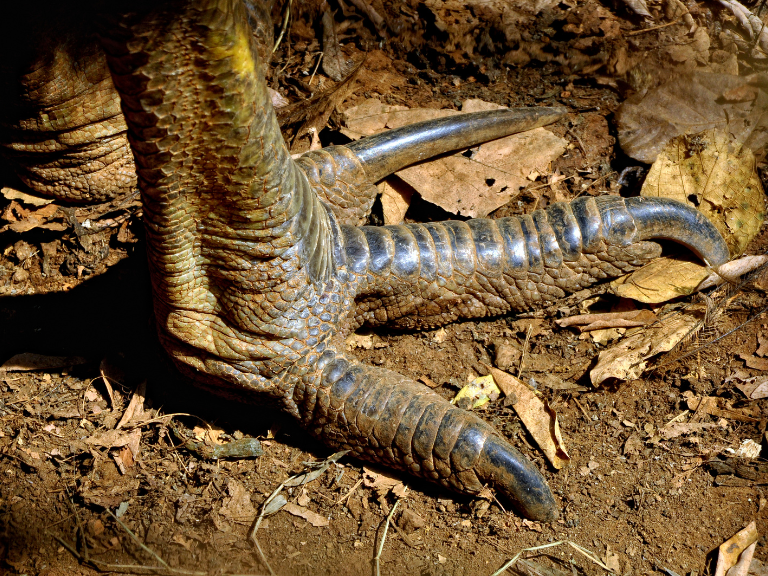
[[489, 367, 570, 469]]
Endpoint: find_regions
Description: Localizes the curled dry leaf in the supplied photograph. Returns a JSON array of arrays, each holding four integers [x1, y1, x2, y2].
[[283, 503, 329, 527], [363, 466, 406, 497], [116, 380, 146, 429], [619, 0, 652, 17], [590, 309, 702, 386], [1, 353, 88, 372], [717, 0, 768, 59], [698, 254, 768, 290], [556, 309, 657, 331], [489, 367, 570, 469], [714, 521, 758, 576], [613, 129, 765, 304]]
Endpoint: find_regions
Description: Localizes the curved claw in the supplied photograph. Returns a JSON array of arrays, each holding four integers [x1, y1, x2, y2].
[[347, 107, 567, 182], [307, 350, 559, 522], [477, 436, 558, 521], [622, 196, 730, 267]]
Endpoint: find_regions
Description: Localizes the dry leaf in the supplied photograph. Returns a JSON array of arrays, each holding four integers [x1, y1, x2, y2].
[[556, 309, 657, 331], [1, 353, 88, 372], [739, 354, 768, 371], [617, 72, 768, 164], [757, 335, 768, 357], [363, 466, 406, 497], [684, 393, 761, 422], [85, 428, 141, 451], [345, 333, 374, 350], [590, 310, 701, 386], [342, 98, 441, 138], [489, 368, 570, 469], [612, 258, 713, 304], [642, 130, 765, 256], [619, 0, 652, 17], [451, 374, 500, 410], [219, 478, 256, 522], [733, 376, 768, 399], [715, 522, 758, 576], [297, 489, 311, 507], [396, 128, 566, 217], [99, 358, 119, 411], [116, 380, 146, 429], [171, 533, 194, 551], [658, 422, 717, 440], [379, 179, 413, 225], [1, 186, 53, 206], [283, 503, 329, 527], [604, 544, 621, 574], [342, 98, 567, 217]]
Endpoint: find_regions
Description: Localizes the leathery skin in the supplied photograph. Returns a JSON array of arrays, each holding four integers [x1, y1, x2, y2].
[[0, 0, 729, 521]]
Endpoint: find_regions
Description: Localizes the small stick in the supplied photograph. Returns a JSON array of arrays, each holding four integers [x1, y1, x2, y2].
[[252, 536, 276, 576], [336, 478, 363, 505], [106, 509, 171, 570], [373, 496, 403, 576], [517, 324, 533, 378], [571, 396, 593, 424], [272, 0, 292, 54], [626, 18, 682, 36]]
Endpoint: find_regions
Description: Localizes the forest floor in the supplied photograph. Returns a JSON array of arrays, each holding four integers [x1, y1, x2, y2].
[[1, 1, 767, 575]]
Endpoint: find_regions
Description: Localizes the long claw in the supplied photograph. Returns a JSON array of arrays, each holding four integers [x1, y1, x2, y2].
[[305, 350, 560, 521], [347, 107, 567, 182], [622, 196, 730, 267]]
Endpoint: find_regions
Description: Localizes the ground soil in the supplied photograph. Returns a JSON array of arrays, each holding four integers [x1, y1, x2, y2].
[[1, 1, 767, 576]]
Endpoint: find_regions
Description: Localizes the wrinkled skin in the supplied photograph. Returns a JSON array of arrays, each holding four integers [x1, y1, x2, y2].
[[0, 0, 729, 521]]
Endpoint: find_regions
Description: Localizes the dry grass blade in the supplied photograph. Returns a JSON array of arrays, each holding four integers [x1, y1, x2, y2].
[[490, 540, 615, 576], [373, 493, 404, 576], [248, 450, 348, 573], [655, 254, 768, 370]]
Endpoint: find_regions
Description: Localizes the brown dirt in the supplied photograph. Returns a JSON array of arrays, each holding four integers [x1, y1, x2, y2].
[[1, 1, 767, 575]]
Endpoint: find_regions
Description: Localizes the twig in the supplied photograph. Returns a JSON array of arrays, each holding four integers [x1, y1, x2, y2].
[[106, 509, 170, 570], [309, 52, 324, 87], [373, 495, 403, 576], [336, 478, 363, 505], [272, 0, 292, 54], [571, 396, 594, 425], [517, 323, 533, 378], [50, 508, 267, 575], [490, 540, 615, 576], [252, 536, 276, 576], [626, 18, 682, 36]]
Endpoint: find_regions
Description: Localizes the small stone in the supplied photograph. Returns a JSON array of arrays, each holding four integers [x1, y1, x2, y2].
[[12, 268, 29, 283], [399, 508, 426, 534], [13, 240, 35, 264], [493, 340, 522, 371]]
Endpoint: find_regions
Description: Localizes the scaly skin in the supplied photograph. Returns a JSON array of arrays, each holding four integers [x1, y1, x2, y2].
[[0, 0, 729, 521]]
